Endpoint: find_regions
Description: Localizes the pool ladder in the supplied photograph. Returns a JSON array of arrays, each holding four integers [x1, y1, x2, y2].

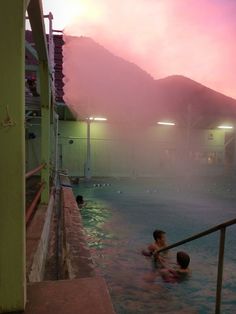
[[156, 217, 236, 314]]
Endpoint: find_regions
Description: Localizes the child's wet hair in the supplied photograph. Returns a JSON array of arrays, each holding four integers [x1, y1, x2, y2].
[[153, 229, 165, 241], [177, 251, 190, 269]]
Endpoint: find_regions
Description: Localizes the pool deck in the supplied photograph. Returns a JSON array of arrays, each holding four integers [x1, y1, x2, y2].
[[23, 277, 115, 314]]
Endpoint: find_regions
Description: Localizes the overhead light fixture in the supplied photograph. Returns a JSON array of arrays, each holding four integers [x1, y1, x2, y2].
[[157, 121, 175, 126], [217, 125, 233, 129], [89, 117, 107, 121], [94, 117, 107, 121]]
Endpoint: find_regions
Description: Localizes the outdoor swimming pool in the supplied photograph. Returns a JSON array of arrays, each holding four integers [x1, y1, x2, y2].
[[73, 177, 236, 313]]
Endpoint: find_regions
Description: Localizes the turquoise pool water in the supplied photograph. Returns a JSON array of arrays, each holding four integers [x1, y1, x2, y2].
[[73, 177, 236, 313]]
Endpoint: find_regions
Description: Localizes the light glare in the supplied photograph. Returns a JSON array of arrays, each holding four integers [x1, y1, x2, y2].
[[218, 125, 233, 129], [89, 117, 107, 121], [157, 121, 175, 126], [94, 117, 107, 121]]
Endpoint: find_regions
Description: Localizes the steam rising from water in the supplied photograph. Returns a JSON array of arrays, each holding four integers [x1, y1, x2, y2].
[[63, 0, 236, 100]]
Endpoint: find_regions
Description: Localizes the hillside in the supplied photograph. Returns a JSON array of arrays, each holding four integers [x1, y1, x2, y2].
[[63, 36, 236, 127], [63, 36, 156, 123], [154, 75, 236, 127]]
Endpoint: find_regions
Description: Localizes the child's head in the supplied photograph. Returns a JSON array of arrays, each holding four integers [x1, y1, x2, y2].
[[177, 251, 190, 269], [153, 230, 166, 244]]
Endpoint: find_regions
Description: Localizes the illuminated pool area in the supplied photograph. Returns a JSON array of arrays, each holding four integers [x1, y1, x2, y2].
[[73, 177, 236, 314]]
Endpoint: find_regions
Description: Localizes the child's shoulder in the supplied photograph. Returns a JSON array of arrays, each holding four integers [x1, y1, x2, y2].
[[177, 268, 190, 274], [176, 268, 190, 281], [148, 243, 158, 251]]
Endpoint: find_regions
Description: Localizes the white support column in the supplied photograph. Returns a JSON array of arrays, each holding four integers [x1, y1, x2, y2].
[[85, 120, 92, 179]]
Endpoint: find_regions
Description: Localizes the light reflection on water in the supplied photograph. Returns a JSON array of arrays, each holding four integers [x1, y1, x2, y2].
[[73, 177, 236, 314]]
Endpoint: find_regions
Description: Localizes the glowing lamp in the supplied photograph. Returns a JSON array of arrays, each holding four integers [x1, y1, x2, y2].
[[89, 117, 107, 121], [217, 125, 233, 129], [94, 117, 107, 121], [157, 121, 175, 126]]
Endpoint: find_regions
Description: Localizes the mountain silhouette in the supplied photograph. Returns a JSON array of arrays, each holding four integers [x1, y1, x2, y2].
[[63, 36, 236, 127], [154, 75, 236, 127]]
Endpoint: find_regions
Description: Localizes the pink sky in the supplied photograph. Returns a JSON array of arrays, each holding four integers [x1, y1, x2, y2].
[[44, 0, 236, 99]]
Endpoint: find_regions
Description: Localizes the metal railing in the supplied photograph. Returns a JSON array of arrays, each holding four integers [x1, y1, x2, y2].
[[156, 218, 236, 314], [26, 182, 45, 226], [25, 163, 46, 226], [25, 163, 46, 179]]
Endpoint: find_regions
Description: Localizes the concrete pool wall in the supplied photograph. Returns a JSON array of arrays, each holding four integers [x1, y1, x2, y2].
[[23, 175, 115, 314]]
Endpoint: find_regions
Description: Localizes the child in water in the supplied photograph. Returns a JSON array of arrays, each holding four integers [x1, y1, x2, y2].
[[76, 194, 84, 208], [158, 251, 190, 283], [142, 229, 168, 257]]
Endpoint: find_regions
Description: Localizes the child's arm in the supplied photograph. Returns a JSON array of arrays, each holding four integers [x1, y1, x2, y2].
[[148, 243, 156, 253], [160, 268, 179, 283], [154, 253, 168, 268], [141, 243, 156, 257], [141, 249, 153, 257]]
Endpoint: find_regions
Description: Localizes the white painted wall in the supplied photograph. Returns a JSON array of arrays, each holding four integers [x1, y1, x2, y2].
[[58, 121, 227, 177]]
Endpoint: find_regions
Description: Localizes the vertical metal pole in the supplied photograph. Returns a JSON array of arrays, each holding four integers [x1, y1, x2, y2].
[[40, 61, 51, 203], [0, 1, 26, 311], [36, 68, 40, 91], [233, 128, 236, 174], [59, 144, 63, 169], [186, 104, 191, 152], [54, 112, 59, 185], [186, 103, 192, 176], [85, 120, 92, 179], [215, 227, 226, 314], [47, 12, 55, 84]]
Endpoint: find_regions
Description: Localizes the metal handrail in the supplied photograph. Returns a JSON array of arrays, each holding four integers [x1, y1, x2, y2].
[[26, 182, 45, 226], [25, 163, 46, 179], [156, 218, 236, 253], [155, 217, 236, 314]]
